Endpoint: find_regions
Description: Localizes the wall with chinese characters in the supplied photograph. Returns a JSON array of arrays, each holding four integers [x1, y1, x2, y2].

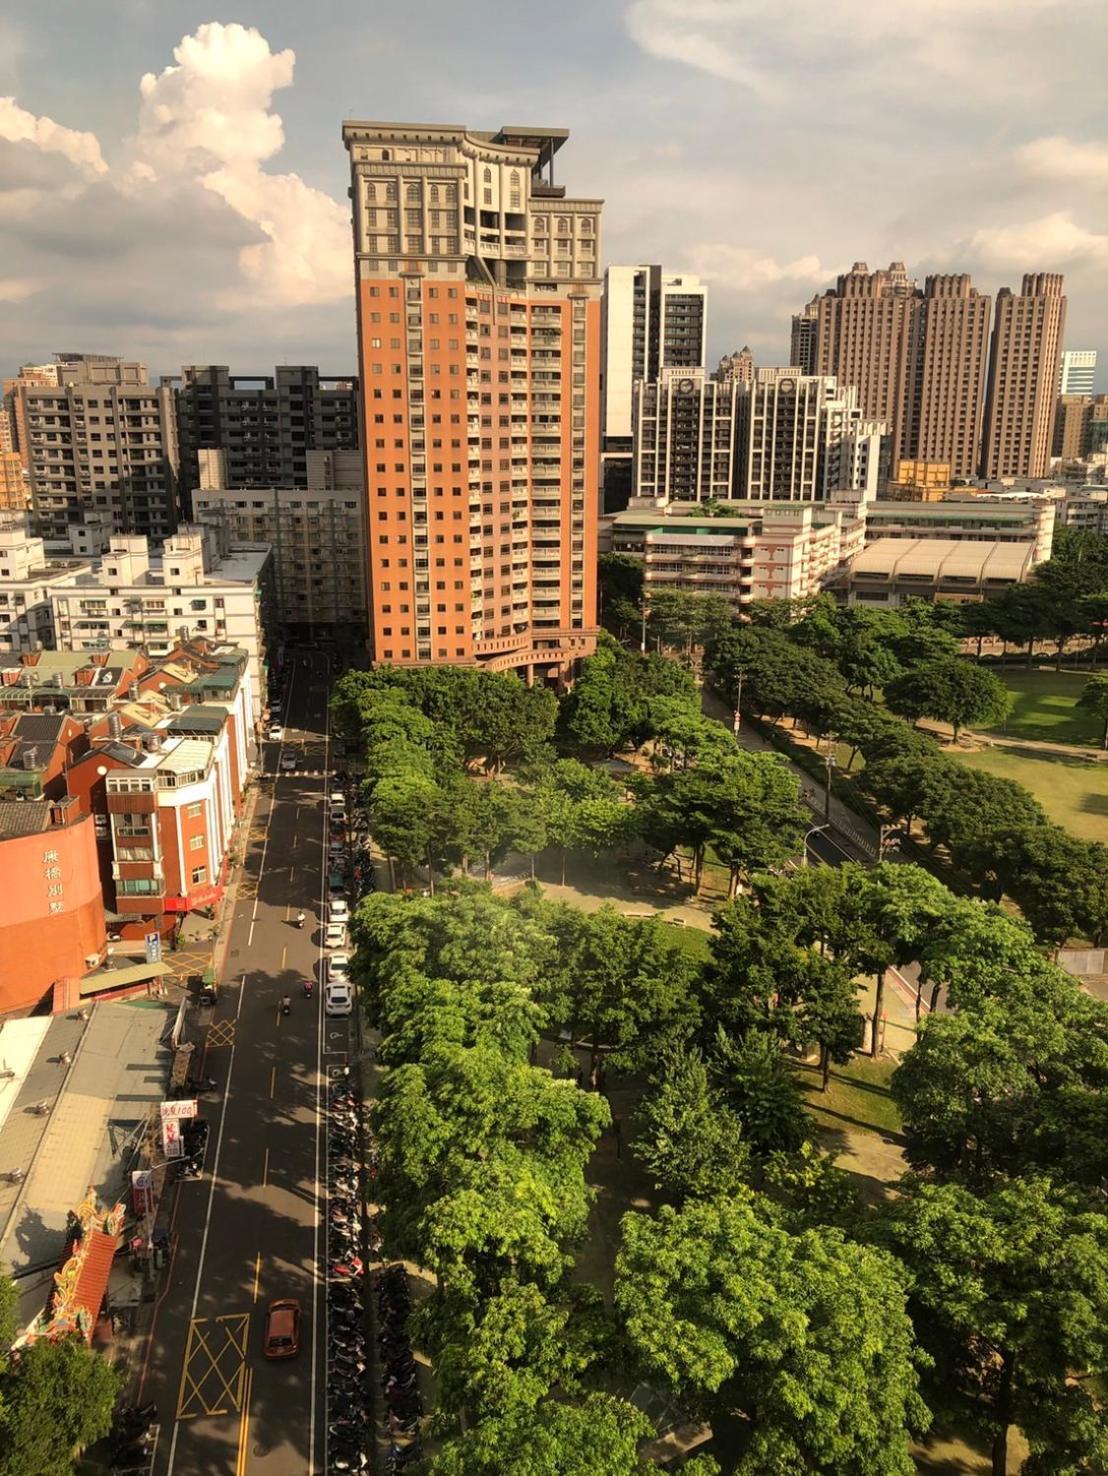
[[0, 814, 105, 1013]]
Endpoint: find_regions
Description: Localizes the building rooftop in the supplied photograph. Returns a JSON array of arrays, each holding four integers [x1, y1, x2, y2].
[[848, 538, 1036, 582], [0, 800, 52, 837], [154, 737, 212, 775]]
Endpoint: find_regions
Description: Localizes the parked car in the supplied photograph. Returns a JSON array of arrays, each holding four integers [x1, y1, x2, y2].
[[325, 981, 353, 1017], [328, 953, 351, 982], [329, 897, 350, 923], [263, 1299, 301, 1359], [280, 751, 297, 771], [324, 922, 347, 950], [267, 724, 283, 741]]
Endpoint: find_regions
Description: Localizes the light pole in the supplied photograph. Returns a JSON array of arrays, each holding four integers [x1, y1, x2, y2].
[[822, 745, 835, 823], [732, 667, 745, 735]]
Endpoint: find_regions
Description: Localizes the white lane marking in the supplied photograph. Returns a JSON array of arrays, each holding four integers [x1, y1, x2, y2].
[[248, 664, 299, 949], [164, 972, 248, 1476]]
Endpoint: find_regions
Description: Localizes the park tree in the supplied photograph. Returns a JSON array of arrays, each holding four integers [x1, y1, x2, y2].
[[634, 1046, 749, 1202], [1078, 592, 1108, 668], [0, 1277, 122, 1476], [982, 583, 1054, 667], [713, 1027, 811, 1156], [886, 1175, 1108, 1476], [615, 1194, 929, 1475], [884, 657, 1012, 742], [1078, 672, 1108, 748], [598, 551, 644, 641], [367, 768, 446, 886], [429, 1391, 719, 1476]]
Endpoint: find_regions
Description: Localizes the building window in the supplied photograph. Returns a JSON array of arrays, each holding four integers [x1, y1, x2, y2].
[[191, 866, 207, 886], [189, 834, 205, 851], [186, 801, 203, 818]]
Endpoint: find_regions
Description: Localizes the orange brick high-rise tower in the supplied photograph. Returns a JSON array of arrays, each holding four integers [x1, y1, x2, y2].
[[342, 122, 602, 683]]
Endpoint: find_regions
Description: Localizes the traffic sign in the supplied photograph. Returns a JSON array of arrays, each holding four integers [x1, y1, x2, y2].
[[145, 931, 162, 964]]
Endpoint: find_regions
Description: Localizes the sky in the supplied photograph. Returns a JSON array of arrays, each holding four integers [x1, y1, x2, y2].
[[1, 1, 1105, 387]]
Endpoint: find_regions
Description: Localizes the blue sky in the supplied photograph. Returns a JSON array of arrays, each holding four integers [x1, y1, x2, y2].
[[1, 2, 1105, 385]]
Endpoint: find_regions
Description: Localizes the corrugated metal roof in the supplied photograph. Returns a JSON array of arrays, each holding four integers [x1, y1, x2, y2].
[[79, 961, 173, 995]]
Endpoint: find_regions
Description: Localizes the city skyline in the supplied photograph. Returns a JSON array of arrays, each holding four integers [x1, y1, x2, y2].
[[0, 5, 1105, 378]]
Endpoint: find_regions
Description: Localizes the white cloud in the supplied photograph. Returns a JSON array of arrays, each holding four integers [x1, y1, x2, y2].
[[961, 211, 1108, 270], [685, 243, 828, 290], [0, 96, 106, 176], [1018, 135, 1108, 186], [130, 23, 349, 306]]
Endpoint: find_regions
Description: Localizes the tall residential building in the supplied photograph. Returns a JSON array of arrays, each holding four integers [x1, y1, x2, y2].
[[169, 365, 360, 515], [904, 276, 992, 480], [1052, 393, 1108, 461], [194, 450, 369, 635], [3, 363, 61, 470], [14, 355, 178, 541], [981, 274, 1067, 480], [793, 266, 990, 479], [1059, 349, 1097, 395], [631, 367, 884, 504], [737, 368, 884, 503], [600, 266, 707, 508], [791, 262, 917, 463], [633, 370, 739, 504], [717, 347, 754, 384], [342, 120, 602, 681]]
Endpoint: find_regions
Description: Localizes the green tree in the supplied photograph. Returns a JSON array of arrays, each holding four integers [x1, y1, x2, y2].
[[598, 552, 645, 641], [886, 1175, 1108, 1476], [0, 1281, 122, 1476], [714, 1028, 811, 1156], [884, 657, 1012, 742], [1078, 672, 1108, 748], [615, 1194, 929, 1475], [634, 1046, 749, 1201], [430, 1392, 718, 1476]]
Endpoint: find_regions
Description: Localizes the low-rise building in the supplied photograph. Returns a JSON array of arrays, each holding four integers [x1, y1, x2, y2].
[[604, 498, 866, 611], [0, 519, 274, 729], [865, 494, 1056, 564], [0, 796, 106, 1015], [842, 538, 1038, 607], [193, 450, 368, 636], [883, 460, 952, 501], [0, 713, 90, 799]]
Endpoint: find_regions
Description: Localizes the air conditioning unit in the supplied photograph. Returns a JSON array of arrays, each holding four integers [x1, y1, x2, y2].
[[85, 954, 100, 969]]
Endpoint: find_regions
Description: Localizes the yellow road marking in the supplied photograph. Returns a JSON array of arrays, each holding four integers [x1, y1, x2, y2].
[[262, 1148, 270, 1189], [269, 1065, 276, 1098], [236, 1367, 254, 1476], [252, 1252, 261, 1303], [176, 1312, 250, 1419], [281, 944, 287, 969], [207, 1019, 236, 1048]]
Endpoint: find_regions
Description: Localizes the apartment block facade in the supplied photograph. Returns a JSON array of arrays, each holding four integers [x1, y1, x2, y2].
[[600, 265, 707, 508], [980, 274, 1067, 480], [343, 121, 602, 682], [170, 364, 359, 515], [632, 367, 883, 504], [14, 355, 179, 541], [1059, 350, 1097, 395], [3, 363, 60, 471], [793, 266, 991, 479], [194, 450, 369, 634]]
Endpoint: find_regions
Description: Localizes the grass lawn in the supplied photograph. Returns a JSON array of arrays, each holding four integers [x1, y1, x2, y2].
[[797, 1053, 904, 1138], [953, 747, 1108, 842], [656, 919, 712, 962], [983, 666, 1102, 746]]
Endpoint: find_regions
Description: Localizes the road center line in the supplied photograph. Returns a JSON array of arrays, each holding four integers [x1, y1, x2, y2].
[[164, 970, 248, 1476]]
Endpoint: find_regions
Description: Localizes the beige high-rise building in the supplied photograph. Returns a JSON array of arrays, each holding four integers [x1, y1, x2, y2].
[[905, 276, 991, 479], [980, 274, 1066, 480], [717, 347, 754, 384], [792, 261, 917, 465], [792, 266, 990, 479], [14, 355, 179, 541], [342, 120, 602, 681], [1053, 394, 1093, 460]]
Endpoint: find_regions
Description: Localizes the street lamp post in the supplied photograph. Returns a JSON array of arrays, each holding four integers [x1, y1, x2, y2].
[[822, 745, 835, 823], [802, 823, 829, 867]]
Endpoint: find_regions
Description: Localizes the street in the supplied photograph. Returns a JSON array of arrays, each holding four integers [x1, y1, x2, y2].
[[142, 647, 345, 1476]]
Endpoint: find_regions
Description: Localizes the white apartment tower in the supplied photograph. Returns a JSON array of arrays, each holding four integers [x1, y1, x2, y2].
[[1059, 350, 1097, 395]]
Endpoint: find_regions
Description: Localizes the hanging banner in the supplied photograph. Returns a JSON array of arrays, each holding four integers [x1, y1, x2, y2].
[[131, 1170, 155, 1217], [160, 1099, 196, 1160]]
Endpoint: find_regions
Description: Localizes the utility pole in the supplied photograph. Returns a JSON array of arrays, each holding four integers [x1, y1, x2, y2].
[[823, 745, 834, 823], [732, 667, 744, 735]]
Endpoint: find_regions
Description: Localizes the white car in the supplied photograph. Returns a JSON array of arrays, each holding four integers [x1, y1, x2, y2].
[[280, 752, 297, 771], [324, 922, 347, 950], [268, 724, 283, 741], [325, 981, 353, 1017], [329, 898, 350, 923], [328, 953, 351, 982]]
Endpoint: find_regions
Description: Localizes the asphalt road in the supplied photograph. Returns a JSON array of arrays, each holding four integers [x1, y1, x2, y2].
[[143, 646, 348, 1476]]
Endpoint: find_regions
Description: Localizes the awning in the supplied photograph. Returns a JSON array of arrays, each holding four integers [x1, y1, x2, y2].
[[80, 961, 174, 997]]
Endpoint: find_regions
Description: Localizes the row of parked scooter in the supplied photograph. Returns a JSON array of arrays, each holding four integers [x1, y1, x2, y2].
[[106, 1400, 158, 1474], [327, 1074, 371, 1474]]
